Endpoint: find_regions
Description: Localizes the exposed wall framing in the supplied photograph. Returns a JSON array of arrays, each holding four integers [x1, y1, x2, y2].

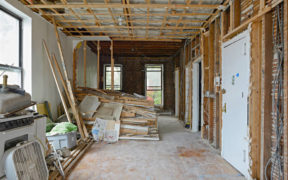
[[178, 0, 287, 179]]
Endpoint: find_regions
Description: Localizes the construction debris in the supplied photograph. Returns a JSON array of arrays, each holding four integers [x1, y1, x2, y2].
[[76, 88, 159, 141], [48, 139, 93, 179]]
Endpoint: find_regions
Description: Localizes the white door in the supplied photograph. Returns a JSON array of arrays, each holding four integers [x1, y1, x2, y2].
[[175, 69, 179, 117], [185, 67, 190, 124], [192, 61, 200, 132], [221, 30, 250, 178]]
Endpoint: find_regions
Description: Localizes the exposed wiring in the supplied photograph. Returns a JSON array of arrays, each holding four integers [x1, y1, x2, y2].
[[264, 3, 285, 180]]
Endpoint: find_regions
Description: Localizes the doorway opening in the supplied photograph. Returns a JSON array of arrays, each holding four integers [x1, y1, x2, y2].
[[145, 64, 164, 107]]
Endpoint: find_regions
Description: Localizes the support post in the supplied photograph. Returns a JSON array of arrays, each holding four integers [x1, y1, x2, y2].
[[221, 10, 229, 37], [260, 12, 273, 180], [230, 0, 241, 30], [202, 32, 209, 139], [97, 40, 100, 89], [84, 40, 87, 87], [73, 42, 82, 91], [110, 40, 114, 90], [208, 23, 215, 144]]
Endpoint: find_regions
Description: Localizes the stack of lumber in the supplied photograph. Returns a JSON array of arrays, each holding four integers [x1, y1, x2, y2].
[[48, 139, 93, 179], [75, 87, 159, 141]]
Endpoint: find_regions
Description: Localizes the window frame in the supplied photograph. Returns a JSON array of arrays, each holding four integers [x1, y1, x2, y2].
[[145, 64, 164, 107], [0, 6, 23, 87], [103, 64, 123, 91]]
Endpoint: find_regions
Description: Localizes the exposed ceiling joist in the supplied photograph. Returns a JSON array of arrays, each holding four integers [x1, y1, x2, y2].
[[21, 0, 225, 42], [26, 3, 219, 9]]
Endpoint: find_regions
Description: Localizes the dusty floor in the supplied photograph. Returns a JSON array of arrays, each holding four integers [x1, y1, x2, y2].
[[68, 116, 245, 180]]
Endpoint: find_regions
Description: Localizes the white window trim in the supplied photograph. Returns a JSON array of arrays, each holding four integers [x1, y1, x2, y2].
[[103, 64, 123, 90], [145, 64, 164, 107]]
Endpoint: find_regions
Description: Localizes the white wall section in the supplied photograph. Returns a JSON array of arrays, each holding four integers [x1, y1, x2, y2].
[[77, 45, 98, 88], [1, 0, 74, 119]]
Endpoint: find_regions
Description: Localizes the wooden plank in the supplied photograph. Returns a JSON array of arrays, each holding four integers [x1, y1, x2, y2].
[[260, 0, 265, 10], [26, 3, 219, 9], [214, 17, 221, 149], [41, 12, 214, 17], [52, 55, 90, 139], [120, 128, 148, 135], [73, 42, 82, 91], [221, 10, 229, 37], [50, 139, 94, 179], [208, 23, 215, 144], [60, 24, 202, 30], [73, 46, 77, 91], [223, 7, 272, 41], [43, 41, 72, 123], [52, 18, 88, 139], [230, 0, 241, 30], [111, 41, 114, 90], [84, 40, 87, 87], [260, 11, 273, 180], [97, 41, 100, 88], [121, 117, 155, 122], [121, 111, 136, 118], [119, 134, 159, 141], [201, 33, 209, 139], [249, 20, 262, 179]]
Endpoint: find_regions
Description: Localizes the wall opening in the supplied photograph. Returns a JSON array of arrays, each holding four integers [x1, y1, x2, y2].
[[145, 64, 163, 107]]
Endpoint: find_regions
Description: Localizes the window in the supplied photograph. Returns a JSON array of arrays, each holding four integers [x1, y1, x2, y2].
[[145, 65, 163, 106], [0, 6, 22, 87], [104, 64, 122, 90]]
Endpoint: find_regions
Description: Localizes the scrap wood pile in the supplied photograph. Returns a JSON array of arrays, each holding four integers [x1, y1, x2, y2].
[[47, 139, 93, 180], [75, 87, 159, 141]]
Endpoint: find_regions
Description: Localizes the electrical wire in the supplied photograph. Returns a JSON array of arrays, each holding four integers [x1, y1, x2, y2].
[[264, 3, 285, 180]]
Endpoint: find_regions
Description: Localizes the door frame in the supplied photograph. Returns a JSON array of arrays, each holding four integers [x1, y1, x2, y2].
[[175, 68, 180, 117], [192, 57, 202, 132]]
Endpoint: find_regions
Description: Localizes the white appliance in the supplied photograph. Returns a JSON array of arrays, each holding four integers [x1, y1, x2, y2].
[[4, 141, 48, 180], [0, 112, 48, 179]]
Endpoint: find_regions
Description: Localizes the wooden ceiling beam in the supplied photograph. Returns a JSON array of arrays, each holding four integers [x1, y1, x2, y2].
[[159, 0, 171, 37], [203, 0, 230, 28], [62, 29, 199, 34], [83, 0, 101, 27], [97, 41, 183, 46], [39, 0, 76, 36], [41, 12, 215, 17], [111, 38, 182, 42], [176, 0, 192, 33], [71, 35, 187, 38], [60, 25, 202, 29], [57, 19, 207, 24], [104, 0, 123, 36], [20, 0, 71, 35], [60, 0, 87, 36], [26, 3, 219, 9], [122, 0, 133, 37], [145, 0, 150, 38]]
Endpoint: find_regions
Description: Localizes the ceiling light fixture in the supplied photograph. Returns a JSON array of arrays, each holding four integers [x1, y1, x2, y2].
[[118, 16, 123, 26]]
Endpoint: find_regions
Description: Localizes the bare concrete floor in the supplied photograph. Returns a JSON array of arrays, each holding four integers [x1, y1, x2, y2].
[[68, 116, 245, 180]]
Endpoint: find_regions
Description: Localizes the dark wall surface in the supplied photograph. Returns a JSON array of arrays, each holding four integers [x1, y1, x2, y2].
[[100, 56, 175, 112]]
